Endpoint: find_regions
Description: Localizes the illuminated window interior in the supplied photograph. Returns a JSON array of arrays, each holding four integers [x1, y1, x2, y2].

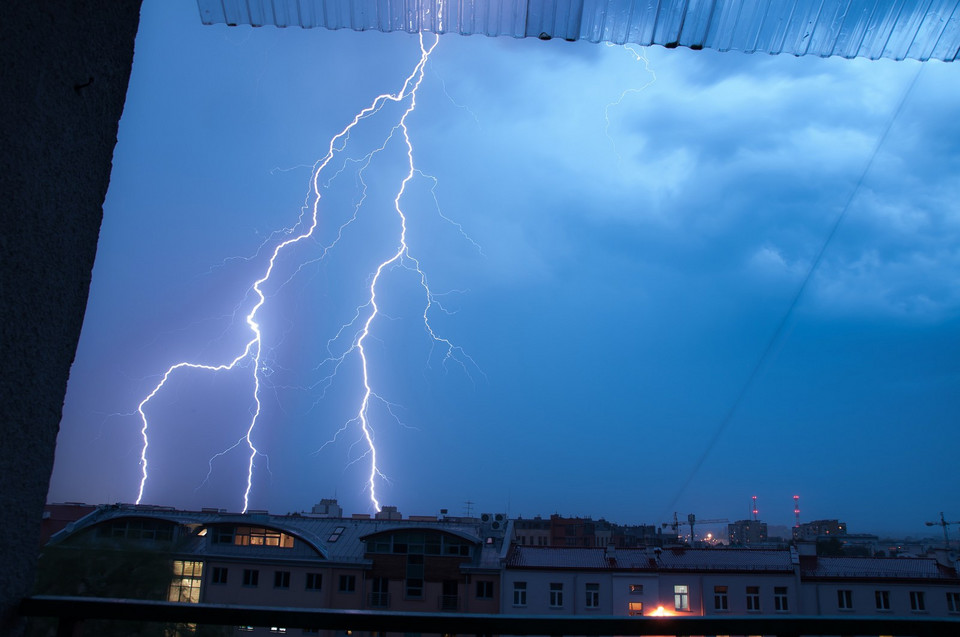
[[628, 601, 644, 616], [168, 560, 203, 604], [212, 525, 294, 548]]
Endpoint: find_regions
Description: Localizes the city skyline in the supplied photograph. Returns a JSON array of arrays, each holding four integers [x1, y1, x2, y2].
[[47, 0, 960, 536]]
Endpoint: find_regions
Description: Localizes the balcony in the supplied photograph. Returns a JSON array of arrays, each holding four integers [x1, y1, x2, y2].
[[368, 592, 390, 609], [20, 595, 960, 636], [438, 594, 459, 611]]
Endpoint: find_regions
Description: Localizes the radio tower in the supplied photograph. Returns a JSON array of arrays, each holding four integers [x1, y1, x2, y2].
[[752, 495, 759, 521], [793, 495, 801, 528]]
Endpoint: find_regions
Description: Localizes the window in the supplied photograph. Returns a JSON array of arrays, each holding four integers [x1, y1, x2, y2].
[[585, 583, 600, 608], [238, 627, 253, 632], [371, 577, 390, 607], [714, 585, 728, 611], [211, 566, 228, 585], [674, 585, 689, 612], [242, 569, 259, 587], [338, 575, 356, 593], [306, 572, 322, 591], [838, 589, 853, 610], [100, 518, 174, 542], [910, 591, 926, 611], [513, 581, 527, 606], [875, 590, 890, 610], [406, 554, 424, 598], [476, 580, 493, 599], [168, 561, 203, 603], [274, 570, 290, 589], [627, 601, 644, 616], [215, 525, 294, 548], [948, 592, 960, 613], [746, 586, 760, 611], [774, 586, 788, 612], [269, 628, 287, 634], [549, 582, 563, 608], [629, 584, 643, 594]]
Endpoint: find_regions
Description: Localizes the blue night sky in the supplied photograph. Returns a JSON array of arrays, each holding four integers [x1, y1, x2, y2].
[[49, 0, 960, 537]]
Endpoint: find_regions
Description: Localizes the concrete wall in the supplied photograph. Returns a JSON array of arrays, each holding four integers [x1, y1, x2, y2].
[[0, 1, 142, 633]]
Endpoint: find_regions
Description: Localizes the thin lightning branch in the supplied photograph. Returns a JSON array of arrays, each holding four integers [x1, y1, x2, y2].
[[604, 44, 657, 160], [136, 33, 465, 514]]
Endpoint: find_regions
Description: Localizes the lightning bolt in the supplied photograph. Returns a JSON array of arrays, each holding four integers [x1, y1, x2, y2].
[[135, 32, 473, 513], [604, 44, 657, 159]]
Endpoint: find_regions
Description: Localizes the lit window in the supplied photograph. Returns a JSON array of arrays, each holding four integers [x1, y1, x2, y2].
[[269, 627, 286, 634], [549, 583, 563, 608], [714, 585, 728, 611], [306, 573, 322, 591], [674, 585, 689, 611], [627, 601, 644, 616], [910, 591, 926, 611], [169, 561, 204, 603], [746, 586, 760, 611], [774, 586, 788, 612], [585, 583, 599, 609], [838, 589, 853, 610], [274, 570, 290, 589], [243, 569, 259, 587], [513, 581, 527, 606], [215, 525, 294, 548], [629, 584, 643, 594], [875, 590, 890, 610]]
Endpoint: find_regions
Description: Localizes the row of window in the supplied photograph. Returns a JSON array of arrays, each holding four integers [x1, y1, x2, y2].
[[212, 526, 295, 548], [512, 582, 601, 608], [367, 532, 472, 556], [837, 589, 960, 612], [511, 581, 952, 614], [211, 567, 497, 603], [212, 567, 351, 592]]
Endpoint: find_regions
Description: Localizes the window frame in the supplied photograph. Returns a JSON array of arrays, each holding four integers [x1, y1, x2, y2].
[[513, 581, 527, 607], [585, 582, 600, 609], [713, 585, 728, 611], [746, 585, 760, 612], [910, 590, 926, 612], [875, 590, 891, 611], [837, 589, 853, 611], [305, 572, 322, 591], [242, 568, 259, 588], [338, 574, 356, 593], [774, 586, 788, 612], [549, 582, 564, 609]]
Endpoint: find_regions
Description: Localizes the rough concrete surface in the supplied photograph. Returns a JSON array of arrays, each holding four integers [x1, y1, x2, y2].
[[0, 1, 142, 633]]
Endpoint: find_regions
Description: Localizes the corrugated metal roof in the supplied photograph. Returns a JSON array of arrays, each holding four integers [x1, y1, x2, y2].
[[196, 0, 960, 61], [507, 546, 795, 572]]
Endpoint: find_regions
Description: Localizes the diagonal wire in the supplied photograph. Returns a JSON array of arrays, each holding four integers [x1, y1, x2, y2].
[[663, 64, 925, 517]]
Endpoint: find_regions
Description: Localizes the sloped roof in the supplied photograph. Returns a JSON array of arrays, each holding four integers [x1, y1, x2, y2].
[[197, 0, 960, 61], [803, 555, 952, 579], [506, 546, 794, 572]]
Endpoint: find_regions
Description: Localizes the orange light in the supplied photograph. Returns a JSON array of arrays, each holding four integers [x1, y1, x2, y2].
[[649, 605, 672, 617]]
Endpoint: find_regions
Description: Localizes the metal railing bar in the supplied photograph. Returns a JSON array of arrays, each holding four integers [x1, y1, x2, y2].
[[19, 595, 960, 636]]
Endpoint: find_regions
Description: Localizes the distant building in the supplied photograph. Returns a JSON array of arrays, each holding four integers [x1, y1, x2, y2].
[[309, 498, 343, 518], [727, 519, 768, 546], [794, 519, 847, 541], [514, 516, 550, 546]]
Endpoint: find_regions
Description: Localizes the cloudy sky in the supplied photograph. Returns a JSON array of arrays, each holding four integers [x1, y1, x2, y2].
[[48, 0, 960, 536]]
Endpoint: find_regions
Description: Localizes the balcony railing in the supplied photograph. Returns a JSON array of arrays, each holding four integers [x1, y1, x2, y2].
[[20, 595, 960, 636], [368, 592, 390, 608], [438, 594, 459, 611]]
